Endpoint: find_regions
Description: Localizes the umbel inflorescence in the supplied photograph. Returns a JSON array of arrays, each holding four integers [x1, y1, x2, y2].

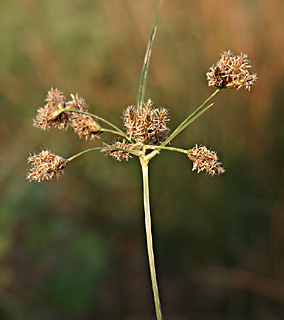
[[27, 50, 257, 183]]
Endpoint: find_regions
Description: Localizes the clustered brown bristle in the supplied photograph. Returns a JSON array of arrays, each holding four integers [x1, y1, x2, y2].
[[27, 150, 68, 182], [102, 139, 139, 161], [206, 50, 257, 90], [71, 113, 101, 141], [187, 145, 225, 176], [67, 93, 88, 111], [33, 88, 101, 140], [33, 88, 68, 130], [123, 100, 170, 144]]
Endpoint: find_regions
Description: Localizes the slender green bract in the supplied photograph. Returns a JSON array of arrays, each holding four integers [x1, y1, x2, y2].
[[137, 0, 163, 109], [146, 89, 221, 162]]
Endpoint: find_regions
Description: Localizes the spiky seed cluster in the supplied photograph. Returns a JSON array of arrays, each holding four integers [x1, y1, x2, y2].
[[33, 88, 67, 130], [206, 50, 257, 90], [123, 100, 170, 144], [102, 139, 139, 161], [33, 88, 101, 140], [187, 145, 225, 176], [27, 150, 68, 182], [66, 93, 88, 111], [67, 93, 101, 140], [71, 114, 101, 141]]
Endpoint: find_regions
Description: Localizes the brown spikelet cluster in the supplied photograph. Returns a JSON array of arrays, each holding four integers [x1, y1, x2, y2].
[[187, 145, 225, 176], [206, 50, 257, 90], [33, 88, 67, 130], [102, 139, 141, 161], [27, 150, 68, 182], [123, 100, 170, 144], [33, 88, 101, 140], [71, 114, 101, 141], [66, 93, 88, 111]]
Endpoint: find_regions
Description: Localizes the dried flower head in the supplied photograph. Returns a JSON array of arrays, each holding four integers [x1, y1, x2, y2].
[[33, 88, 68, 131], [66, 93, 88, 111], [33, 89, 94, 132], [187, 145, 225, 176], [123, 100, 170, 144], [71, 113, 101, 140], [206, 50, 257, 90], [102, 139, 141, 161], [27, 150, 68, 182]]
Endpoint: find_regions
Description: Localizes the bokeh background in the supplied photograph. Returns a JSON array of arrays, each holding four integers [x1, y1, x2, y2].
[[1, 0, 284, 319]]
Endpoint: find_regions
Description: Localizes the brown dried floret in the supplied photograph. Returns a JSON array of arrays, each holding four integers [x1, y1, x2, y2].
[[123, 100, 170, 144], [66, 93, 88, 111], [27, 150, 68, 182], [206, 50, 257, 90], [102, 139, 141, 161], [33, 88, 68, 130], [187, 145, 225, 176], [71, 113, 101, 141], [33, 89, 93, 132]]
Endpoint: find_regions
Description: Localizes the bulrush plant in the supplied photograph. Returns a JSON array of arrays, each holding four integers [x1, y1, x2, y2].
[[27, 1, 257, 319]]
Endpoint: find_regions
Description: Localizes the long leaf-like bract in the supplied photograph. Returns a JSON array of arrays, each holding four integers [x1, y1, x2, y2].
[[137, 0, 163, 108]]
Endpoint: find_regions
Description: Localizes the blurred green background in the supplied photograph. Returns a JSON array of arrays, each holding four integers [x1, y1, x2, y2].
[[1, 0, 284, 319]]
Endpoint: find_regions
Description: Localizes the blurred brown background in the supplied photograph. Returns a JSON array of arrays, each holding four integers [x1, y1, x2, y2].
[[1, 0, 284, 319]]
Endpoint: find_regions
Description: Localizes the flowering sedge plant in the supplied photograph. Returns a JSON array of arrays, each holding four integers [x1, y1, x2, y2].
[[27, 1, 257, 319]]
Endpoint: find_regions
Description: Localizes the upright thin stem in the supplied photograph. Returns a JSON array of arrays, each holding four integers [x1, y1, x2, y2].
[[140, 158, 163, 320]]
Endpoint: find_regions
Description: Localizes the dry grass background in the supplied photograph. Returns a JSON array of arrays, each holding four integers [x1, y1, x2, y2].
[[0, 0, 284, 319]]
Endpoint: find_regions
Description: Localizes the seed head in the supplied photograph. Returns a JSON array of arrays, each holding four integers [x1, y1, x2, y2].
[[123, 100, 170, 144], [71, 113, 101, 141], [206, 50, 257, 90], [102, 139, 141, 161], [33, 88, 68, 130], [187, 145, 225, 176], [27, 150, 68, 182], [66, 93, 88, 111]]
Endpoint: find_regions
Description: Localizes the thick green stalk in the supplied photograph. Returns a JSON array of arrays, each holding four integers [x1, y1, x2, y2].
[[140, 158, 163, 320]]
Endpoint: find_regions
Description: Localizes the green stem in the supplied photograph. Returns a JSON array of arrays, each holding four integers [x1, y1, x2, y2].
[[67, 147, 105, 162], [67, 146, 143, 162], [101, 128, 125, 137], [140, 158, 163, 320]]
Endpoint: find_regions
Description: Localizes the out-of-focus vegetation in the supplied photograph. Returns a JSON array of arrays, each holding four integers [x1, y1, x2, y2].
[[1, 0, 284, 319]]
